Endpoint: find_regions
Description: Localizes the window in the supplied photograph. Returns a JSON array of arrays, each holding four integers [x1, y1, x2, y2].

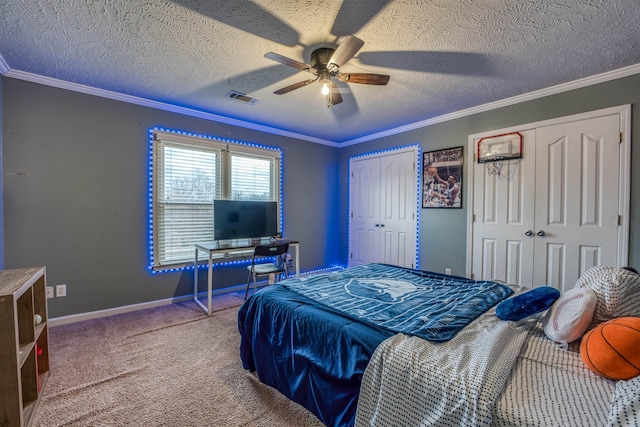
[[149, 129, 281, 271]]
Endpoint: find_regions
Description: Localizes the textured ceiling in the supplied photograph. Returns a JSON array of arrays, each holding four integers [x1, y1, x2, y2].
[[1, 0, 640, 144]]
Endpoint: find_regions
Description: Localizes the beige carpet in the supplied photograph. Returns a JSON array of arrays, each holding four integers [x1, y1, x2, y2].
[[33, 293, 324, 426]]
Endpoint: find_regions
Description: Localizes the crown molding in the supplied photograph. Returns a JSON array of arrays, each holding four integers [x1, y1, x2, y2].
[[0, 55, 9, 74], [4, 63, 639, 147], [2, 69, 340, 147], [341, 63, 640, 146]]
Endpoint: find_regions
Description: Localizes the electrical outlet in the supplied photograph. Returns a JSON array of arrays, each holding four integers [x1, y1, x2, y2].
[[56, 284, 67, 297], [46, 286, 54, 299], [445, 268, 452, 275]]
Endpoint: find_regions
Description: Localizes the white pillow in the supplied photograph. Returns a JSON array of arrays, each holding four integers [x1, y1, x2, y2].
[[574, 266, 640, 329], [542, 287, 597, 343]]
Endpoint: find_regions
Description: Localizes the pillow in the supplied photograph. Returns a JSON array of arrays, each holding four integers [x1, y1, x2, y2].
[[542, 287, 597, 343], [607, 374, 640, 426], [574, 266, 640, 329], [580, 317, 640, 380], [496, 286, 560, 321]]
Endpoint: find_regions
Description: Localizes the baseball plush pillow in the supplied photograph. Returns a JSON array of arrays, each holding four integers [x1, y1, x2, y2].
[[542, 287, 597, 343]]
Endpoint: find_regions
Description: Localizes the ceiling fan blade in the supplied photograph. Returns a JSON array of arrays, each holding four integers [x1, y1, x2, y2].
[[328, 81, 343, 106], [171, 0, 299, 47], [328, 35, 364, 68], [265, 52, 315, 74], [358, 51, 493, 75], [331, 0, 392, 36], [337, 73, 390, 85], [273, 79, 317, 95]]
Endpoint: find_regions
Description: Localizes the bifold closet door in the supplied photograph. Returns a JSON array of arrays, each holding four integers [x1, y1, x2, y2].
[[350, 149, 417, 268], [350, 155, 381, 266]]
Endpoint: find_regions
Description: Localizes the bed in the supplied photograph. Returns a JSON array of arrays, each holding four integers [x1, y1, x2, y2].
[[238, 263, 640, 427]]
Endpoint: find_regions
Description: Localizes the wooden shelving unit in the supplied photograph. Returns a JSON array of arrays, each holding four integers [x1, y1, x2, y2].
[[0, 267, 49, 427]]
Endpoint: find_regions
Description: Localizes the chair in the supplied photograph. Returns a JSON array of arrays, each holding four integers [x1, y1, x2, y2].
[[245, 243, 290, 300]]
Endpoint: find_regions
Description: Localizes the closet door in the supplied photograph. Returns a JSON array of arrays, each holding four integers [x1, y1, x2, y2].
[[471, 129, 536, 287], [350, 156, 381, 266], [378, 150, 417, 267], [533, 114, 621, 291], [470, 109, 625, 290], [349, 148, 417, 268]]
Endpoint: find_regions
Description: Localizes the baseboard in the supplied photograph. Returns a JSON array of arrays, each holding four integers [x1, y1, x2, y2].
[[48, 283, 250, 327], [48, 265, 344, 326]]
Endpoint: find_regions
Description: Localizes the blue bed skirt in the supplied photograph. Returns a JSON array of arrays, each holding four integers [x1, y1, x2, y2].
[[238, 284, 393, 427]]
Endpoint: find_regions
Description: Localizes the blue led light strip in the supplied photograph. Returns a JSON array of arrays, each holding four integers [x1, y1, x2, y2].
[[348, 144, 421, 269], [148, 127, 283, 273]]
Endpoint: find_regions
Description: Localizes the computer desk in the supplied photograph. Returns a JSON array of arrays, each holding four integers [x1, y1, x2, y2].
[[193, 238, 299, 315]]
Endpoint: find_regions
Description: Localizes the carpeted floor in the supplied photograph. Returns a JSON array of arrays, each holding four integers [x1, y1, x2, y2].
[[33, 293, 324, 426]]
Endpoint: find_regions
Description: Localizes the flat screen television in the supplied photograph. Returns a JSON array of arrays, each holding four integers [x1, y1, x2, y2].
[[213, 200, 278, 241]]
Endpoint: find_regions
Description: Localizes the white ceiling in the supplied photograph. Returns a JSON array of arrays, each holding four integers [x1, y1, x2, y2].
[[1, 0, 640, 145]]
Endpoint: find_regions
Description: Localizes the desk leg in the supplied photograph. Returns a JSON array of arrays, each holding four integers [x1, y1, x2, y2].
[[193, 247, 210, 315], [294, 244, 300, 277], [207, 252, 213, 315], [193, 247, 199, 306]]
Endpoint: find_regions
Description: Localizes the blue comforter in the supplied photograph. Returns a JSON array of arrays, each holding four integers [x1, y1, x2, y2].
[[238, 263, 513, 427], [282, 263, 513, 341]]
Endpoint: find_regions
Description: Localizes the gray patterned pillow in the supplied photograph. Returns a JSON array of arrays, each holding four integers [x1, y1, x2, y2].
[[574, 266, 640, 329], [607, 375, 640, 426]]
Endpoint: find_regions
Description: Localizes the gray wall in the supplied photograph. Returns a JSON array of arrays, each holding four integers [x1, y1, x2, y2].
[[338, 74, 640, 276], [2, 78, 339, 318], [3, 73, 639, 319]]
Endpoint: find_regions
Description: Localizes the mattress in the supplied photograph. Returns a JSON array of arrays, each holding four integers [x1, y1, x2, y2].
[[239, 264, 631, 427], [356, 316, 619, 427], [238, 263, 513, 427], [493, 322, 615, 427]]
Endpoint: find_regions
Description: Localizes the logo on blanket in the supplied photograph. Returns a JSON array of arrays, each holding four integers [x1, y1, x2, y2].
[[345, 278, 420, 303]]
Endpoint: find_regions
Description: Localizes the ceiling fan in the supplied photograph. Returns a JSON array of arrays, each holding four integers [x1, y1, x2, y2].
[[264, 35, 390, 107]]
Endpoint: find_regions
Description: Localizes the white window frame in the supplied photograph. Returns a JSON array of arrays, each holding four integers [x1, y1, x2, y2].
[[149, 128, 282, 271]]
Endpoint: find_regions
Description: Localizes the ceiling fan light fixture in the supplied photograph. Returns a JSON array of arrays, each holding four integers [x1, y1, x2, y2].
[[321, 81, 330, 96], [265, 35, 386, 108]]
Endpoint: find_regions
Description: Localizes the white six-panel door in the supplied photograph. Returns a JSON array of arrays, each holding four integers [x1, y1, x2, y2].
[[471, 129, 536, 287], [469, 106, 629, 291], [350, 155, 381, 266], [532, 114, 621, 291], [349, 148, 418, 268]]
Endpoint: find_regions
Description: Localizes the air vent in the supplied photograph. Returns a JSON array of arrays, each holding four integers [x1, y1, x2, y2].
[[226, 91, 259, 105]]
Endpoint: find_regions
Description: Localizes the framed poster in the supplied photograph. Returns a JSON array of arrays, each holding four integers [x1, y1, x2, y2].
[[423, 146, 463, 208]]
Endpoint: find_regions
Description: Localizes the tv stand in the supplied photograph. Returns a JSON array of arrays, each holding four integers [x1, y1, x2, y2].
[[193, 238, 299, 315]]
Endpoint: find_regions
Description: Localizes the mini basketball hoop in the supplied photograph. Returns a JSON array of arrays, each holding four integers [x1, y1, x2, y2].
[[478, 132, 523, 180], [485, 157, 520, 179]]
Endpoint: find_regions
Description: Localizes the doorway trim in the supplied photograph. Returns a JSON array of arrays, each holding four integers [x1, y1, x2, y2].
[[465, 104, 631, 277]]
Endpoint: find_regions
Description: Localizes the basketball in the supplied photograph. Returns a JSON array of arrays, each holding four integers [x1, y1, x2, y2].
[[580, 317, 640, 380]]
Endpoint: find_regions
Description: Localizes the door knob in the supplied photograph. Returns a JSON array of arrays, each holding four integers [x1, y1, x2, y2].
[[524, 230, 533, 237], [536, 230, 546, 237]]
